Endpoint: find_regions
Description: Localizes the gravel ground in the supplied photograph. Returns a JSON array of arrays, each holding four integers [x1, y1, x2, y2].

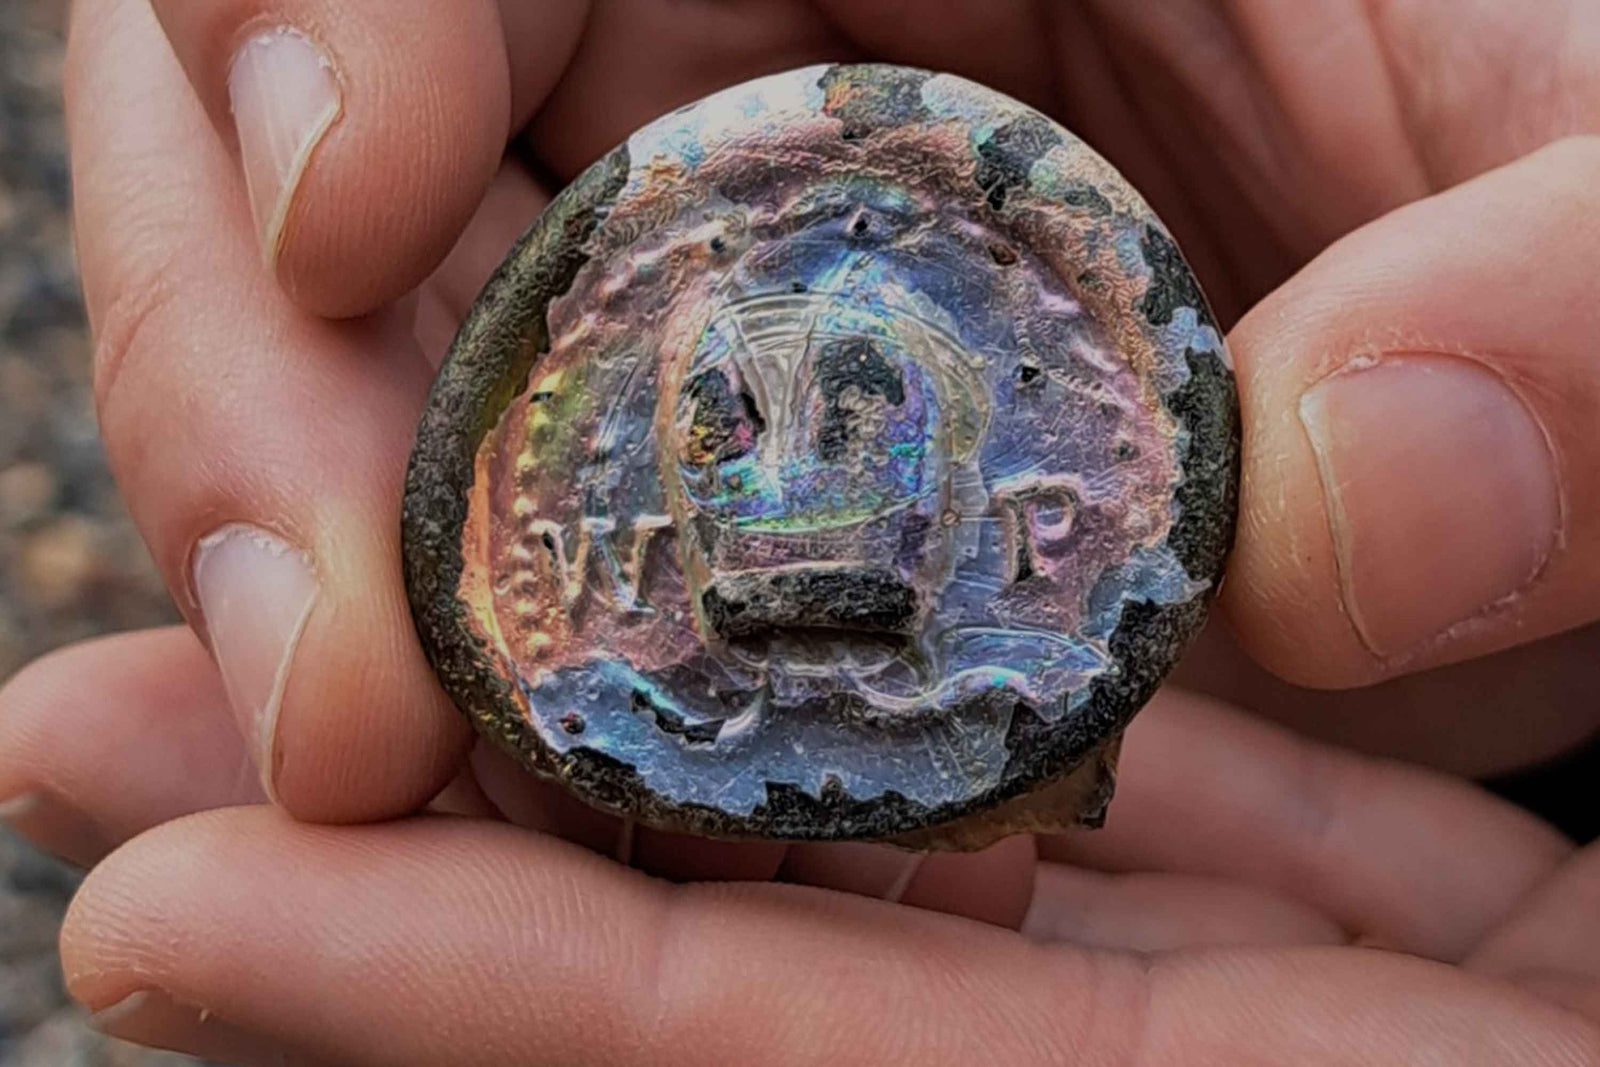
[[1, 1, 193, 1064]]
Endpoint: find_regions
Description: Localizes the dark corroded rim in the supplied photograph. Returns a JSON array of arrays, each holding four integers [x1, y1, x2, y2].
[[402, 64, 1240, 841]]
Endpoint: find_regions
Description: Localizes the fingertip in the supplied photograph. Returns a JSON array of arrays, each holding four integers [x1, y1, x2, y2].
[[1224, 140, 1600, 689], [153, 0, 513, 318], [264, 4, 510, 317], [0, 629, 259, 864], [60, 811, 215, 1010], [266, 553, 475, 823], [188, 507, 475, 824]]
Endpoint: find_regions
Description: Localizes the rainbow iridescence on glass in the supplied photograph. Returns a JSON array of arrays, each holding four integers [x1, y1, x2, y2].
[[458, 67, 1223, 816]]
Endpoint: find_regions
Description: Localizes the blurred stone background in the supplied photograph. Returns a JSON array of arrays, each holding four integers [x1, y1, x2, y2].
[[1, 1, 193, 1063]]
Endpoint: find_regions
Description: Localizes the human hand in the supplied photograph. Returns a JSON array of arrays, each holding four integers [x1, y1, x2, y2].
[[3, 634, 1596, 1063], [3, 0, 1600, 1061]]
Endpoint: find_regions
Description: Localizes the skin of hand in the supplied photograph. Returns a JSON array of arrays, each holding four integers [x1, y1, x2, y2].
[[0, 0, 1598, 1061]]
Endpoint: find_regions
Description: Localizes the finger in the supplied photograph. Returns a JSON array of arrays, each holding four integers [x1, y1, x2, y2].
[[1025, 864, 1346, 952], [414, 158, 549, 372], [896, 834, 1036, 928], [64, 810, 1600, 1066], [1224, 137, 1600, 688], [777, 841, 929, 900], [67, 0, 470, 819], [0, 622, 816, 895], [427, 160, 550, 332], [1469, 843, 1600, 1024], [525, 0, 850, 180], [1037, 687, 1571, 961], [81, 990, 300, 1067], [0, 628, 260, 866], [474, 735, 1035, 925], [1174, 615, 1600, 780], [144, 0, 569, 317], [468, 740, 625, 857]]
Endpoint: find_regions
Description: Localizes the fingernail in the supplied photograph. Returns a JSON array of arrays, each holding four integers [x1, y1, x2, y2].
[[89, 990, 186, 1043], [0, 790, 112, 865], [228, 27, 341, 268], [193, 525, 318, 796], [91, 990, 286, 1063], [1299, 355, 1560, 657]]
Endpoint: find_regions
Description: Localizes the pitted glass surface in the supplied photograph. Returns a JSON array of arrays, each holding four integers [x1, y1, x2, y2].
[[446, 66, 1227, 818]]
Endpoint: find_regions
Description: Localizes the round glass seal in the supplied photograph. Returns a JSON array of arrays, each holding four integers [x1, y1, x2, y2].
[[403, 64, 1239, 847]]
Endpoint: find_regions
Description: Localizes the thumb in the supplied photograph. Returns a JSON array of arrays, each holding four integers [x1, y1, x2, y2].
[[1223, 136, 1600, 688]]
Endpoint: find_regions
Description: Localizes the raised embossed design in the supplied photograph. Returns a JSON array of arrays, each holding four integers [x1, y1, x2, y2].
[[406, 64, 1239, 843]]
